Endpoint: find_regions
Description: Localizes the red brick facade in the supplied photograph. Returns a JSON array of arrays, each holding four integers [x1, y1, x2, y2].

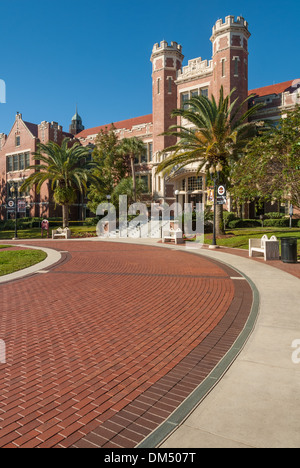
[[0, 15, 299, 220], [0, 114, 74, 220]]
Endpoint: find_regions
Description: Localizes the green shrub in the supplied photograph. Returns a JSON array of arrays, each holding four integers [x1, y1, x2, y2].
[[84, 217, 99, 226], [228, 219, 262, 229], [68, 221, 85, 227], [223, 211, 238, 227], [264, 218, 300, 227], [264, 212, 285, 219], [263, 218, 293, 227]]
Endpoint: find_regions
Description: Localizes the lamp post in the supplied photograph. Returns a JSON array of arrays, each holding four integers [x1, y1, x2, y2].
[[10, 183, 19, 240], [209, 163, 223, 248], [174, 190, 180, 219], [289, 204, 294, 229]]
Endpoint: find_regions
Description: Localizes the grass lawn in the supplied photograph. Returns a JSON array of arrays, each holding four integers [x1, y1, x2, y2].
[[0, 226, 96, 240], [204, 227, 300, 257], [0, 225, 299, 257], [0, 249, 47, 276]]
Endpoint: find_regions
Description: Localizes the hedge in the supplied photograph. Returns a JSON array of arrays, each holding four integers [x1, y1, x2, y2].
[[228, 219, 262, 229], [263, 212, 286, 219], [263, 218, 298, 228]]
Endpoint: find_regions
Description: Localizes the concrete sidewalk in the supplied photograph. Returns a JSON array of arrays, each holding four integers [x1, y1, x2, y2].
[[159, 248, 300, 448]]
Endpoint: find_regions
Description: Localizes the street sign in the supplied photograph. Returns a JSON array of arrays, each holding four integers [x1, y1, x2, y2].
[[17, 199, 26, 213], [7, 199, 15, 209], [217, 185, 227, 205]]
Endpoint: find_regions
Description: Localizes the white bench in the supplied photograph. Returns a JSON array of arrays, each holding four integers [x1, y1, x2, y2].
[[52, 227, 71, 239], [163, 228, 183, 245], [249, 235, 279, 261]]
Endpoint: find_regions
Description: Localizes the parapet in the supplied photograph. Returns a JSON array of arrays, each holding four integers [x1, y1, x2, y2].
[[211, 15, 250, 39], [177, 57, 213, 82], [152, 40, 183, 55]]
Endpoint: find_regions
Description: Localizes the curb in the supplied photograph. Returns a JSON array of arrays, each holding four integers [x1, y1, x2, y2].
[[0, 244, 62, 284]]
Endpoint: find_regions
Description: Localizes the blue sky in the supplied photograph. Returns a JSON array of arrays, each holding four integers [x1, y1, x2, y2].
[[0, 0, 299, 135]]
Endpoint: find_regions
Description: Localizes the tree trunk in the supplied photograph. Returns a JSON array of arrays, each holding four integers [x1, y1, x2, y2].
[[216, 204, 225, 236], [130, 156, 136, 203], [62, 204, 69, 228]]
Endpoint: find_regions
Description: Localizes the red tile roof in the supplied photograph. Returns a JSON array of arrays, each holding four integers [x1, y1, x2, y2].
[[75, 114, 153, 139], [249, 80, 296, 97]]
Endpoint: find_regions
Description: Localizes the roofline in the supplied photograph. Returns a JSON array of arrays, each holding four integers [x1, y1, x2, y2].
[[75, 114, 153, 139], [248, 80, 295, 97]]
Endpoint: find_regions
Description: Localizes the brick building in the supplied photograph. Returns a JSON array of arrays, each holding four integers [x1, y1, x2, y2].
[[0, 113, 75, 220], [0, 15, 299, 221]]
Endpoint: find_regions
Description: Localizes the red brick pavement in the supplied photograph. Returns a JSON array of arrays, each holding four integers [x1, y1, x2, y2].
[[0, 242, 253, 448]]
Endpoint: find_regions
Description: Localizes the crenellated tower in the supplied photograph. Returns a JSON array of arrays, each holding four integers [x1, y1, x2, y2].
[[150, 41, 184, 154], [211, 15, 250, 110]]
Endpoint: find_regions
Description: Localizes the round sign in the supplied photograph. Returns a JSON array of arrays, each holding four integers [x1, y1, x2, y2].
[[7, 200, 15, 208], [218, 185, 226, 196]]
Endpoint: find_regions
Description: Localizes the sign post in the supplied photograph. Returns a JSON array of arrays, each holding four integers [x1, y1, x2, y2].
[[289, 204, 293, 229], [217, 185, 227, 205], [17, 199, 26, 214]]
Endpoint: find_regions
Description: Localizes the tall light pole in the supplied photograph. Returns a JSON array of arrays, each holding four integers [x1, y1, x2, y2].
[[174, 190, 180, 219], [209, 163, 223, 248], [10, 183, 19, 240]]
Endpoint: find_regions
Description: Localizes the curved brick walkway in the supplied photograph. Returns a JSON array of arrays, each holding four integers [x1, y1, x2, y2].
[[0, 241, 253, 448]]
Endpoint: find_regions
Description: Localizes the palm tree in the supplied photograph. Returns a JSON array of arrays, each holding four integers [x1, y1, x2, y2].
[[21, 138, 94, 228], [117, 137, 147, 203], [156, 86, 265, 235], [111, 177, 147, 207]]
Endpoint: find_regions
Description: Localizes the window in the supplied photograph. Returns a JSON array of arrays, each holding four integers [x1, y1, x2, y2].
[[181, 179, 186, 191], [168, 77, 172, 94], [7, 152, 31, 172], [191, 90, 198, 98], [148, 143, 153, 162], [221, 59, 226, 77], [234, 57, 239, 76], [141, 148, 147, 164], [188, 176, 203, 191], [181, 93, 189, 110], [25, 153, 30, 168], [140, 175, 149, 192], [13, 154, 18, 172], [7, 157, 13, 172], [200, 88, 208, 98], [19, 153, 25, 170], [157, 78, 161, 95], [15, 135, 20, 147]]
